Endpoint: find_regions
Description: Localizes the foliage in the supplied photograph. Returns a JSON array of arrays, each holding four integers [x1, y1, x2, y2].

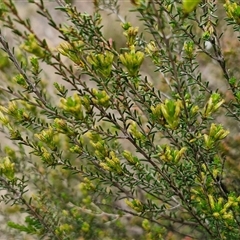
[[0, 0, 240, 239]]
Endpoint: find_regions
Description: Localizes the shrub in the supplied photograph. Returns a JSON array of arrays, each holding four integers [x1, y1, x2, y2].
[[0, 0, 240, 239]]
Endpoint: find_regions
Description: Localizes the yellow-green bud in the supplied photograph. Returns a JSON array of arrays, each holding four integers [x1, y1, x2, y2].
[[119, 47, 144, 77], [0, 157, 15, 180], [182, 0, 201, 14]]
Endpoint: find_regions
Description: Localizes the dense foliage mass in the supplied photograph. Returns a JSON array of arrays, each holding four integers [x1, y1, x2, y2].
[[0, 0, 240, 239]]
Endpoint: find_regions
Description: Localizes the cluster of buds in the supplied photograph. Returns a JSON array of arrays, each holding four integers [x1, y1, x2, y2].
[[85, 131, 122, 174], [0, 102, 26, 141], [142, 219, 151, 231], [69, 144, 82, 155], [151, 99, 183, 130], [35, 126, 58, 150], [99, 151, 123, 175], [224, 0, 240, 25], [1, 101, 18, 119], [53, 118, 71, 134], [58, 40, 85, 67], [53, 118, 77, 153], [119, 45, 144, 77], [0, 108, 9, 125], [40, 146, 55, 164], [20, 34, 45, 58], [87, 52, 114, 78], [183, 41, 195, 59], [128, 121, 145, 142], [91, 89, 110, 108], [202, 93, 224, 118], [55, 223, 74, 237], [190, 187, 203, 203], [0, 101, 31, 129], [191, 158, 222, 202], [84, 131, 108, 159], [145, 41, 158, 55], [155, 145, 187, 164], [78, 177, 96, 192], [145, 40, 161, 65], [122, 150, 140, 166], [0, 156, 15, 180], [81, 222, 90, 233], [201, 162, 219, 180], [125, 198, 144, 212], [60, 93, 84, 119], [122, 22, 139, 46], [203, 123, 229, 149], [209, 195, 240, 221]]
